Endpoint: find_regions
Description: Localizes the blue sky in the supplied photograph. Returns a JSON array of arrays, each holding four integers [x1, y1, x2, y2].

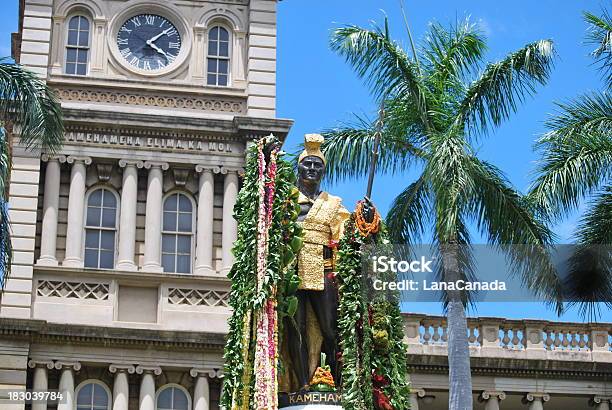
[[1, 1, 609, 322]]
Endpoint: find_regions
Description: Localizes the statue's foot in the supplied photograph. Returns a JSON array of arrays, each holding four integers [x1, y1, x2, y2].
[[298, 384, 310, 393]]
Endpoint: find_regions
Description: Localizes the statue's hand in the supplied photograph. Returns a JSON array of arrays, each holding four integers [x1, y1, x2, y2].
[[362, 197, 377, 223]]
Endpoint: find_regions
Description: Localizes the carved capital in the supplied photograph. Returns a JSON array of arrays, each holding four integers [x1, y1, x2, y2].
[[592, 396, 612, 405], [195, 164, 221, 174], [524, 393, 550, 403], [144, 161, 169, 171], [135, 365, 162, 376], [118, 159, 144, 169], [219, 166, 244, 175], [109, 364, 136, 374], [66, 156, 92, 165], [480, 391, 506, 402], [189, 367, 220, 378], [410, 388, 426, 398], [41, 154, 67, 163], [28, 360, 54, 370], [54, 361, 81, 371]]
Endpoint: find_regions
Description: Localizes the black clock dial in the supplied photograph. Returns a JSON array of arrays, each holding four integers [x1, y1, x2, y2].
[[116, 14, 182, 71]]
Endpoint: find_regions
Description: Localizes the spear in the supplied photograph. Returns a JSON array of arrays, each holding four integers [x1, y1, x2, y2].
[[364, 97, 386, 202]]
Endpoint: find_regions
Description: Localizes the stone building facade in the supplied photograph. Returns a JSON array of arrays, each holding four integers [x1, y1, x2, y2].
[[1, 0, 291, 409], [0, 1, 611, 410]]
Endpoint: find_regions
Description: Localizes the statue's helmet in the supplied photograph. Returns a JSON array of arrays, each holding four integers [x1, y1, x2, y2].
[[298, 134, 326, 165]]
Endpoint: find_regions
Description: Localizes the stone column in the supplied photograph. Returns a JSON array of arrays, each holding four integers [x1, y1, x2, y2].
[[136, 366, 161, 410], [55, 361, 81, 410], [480, 391, 506, 410], [28, 361, 54, 410], [142, 162, 168, 273], [190, 369, 216, 410], [63, 157, 91, 267], [221, 167, 240, 274], [109, 364, 135, 410], [116, 160, 143, 271], [592, 397, 612, 410], [194, 165, 218, 275], [37, 155, 65, 266], [524, 393, 549, 410]]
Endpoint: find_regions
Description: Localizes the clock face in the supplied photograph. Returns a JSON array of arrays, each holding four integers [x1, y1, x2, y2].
[[116, 14, 182, 71]]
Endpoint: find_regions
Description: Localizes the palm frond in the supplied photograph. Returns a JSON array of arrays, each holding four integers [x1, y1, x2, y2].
[[319, 114, 424, 184], [0, 60, 64, 153], [385, 171, 432, 244], [466, 158, 564, 312], [330, 21, 431, 130], [456, 40, 555, 137], [584, 9, 612, 88], [0, 127, 11, 291], [543, 91, 612, 141], [529, 131, 612, 219], [562, 187, 612, 320], [422, 19, 487, 90]]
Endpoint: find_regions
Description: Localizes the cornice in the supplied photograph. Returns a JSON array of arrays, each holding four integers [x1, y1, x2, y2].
[[0, 318, 227, 350]]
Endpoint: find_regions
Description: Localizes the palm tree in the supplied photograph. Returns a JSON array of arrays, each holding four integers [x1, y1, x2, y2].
[[529, 9, 612, 319], [0, 58, 64, 290], [324, 19, 563, 409]]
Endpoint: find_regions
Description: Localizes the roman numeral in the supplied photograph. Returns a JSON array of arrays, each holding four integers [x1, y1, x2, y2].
[[167, 54, 176, 64], [167, 28, 178, 37], [120, 48, 131, 58], [117, 38, 128, 45], [130, 56, 139, 65], [169, 42, 180, 49], [160, 20, 166, 28], [120, 27, 132, 34], [144, 15, 155, 25], [131, 17, 141, 27], [158, 60, 166, 69], [143, 61, 151, 70]]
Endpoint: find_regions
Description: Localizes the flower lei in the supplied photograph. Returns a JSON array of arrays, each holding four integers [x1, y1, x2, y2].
[[222, 136, 301, 410], [336, 215, 411, 410]]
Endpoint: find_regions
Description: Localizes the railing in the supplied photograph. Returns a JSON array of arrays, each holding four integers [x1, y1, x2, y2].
[[403, 313, 612, 361]]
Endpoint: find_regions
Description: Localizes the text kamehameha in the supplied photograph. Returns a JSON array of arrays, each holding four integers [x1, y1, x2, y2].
[[65, 132, 233, 153]]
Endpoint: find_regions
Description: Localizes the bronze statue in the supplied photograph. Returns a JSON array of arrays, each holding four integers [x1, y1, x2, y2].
[[285, 134, 350, 390]]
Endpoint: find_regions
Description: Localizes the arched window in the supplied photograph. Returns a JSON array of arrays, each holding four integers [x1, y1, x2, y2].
[[76, 381, 110, 410], [84, 189, 118, 269], [156, 385, 189, 410], [207, 26, 230, 86], [162, 193, 193, 274], [66, 15, 90, 75]]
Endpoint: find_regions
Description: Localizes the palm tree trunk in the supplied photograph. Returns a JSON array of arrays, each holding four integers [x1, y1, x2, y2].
[[441, 244, 473, 410]]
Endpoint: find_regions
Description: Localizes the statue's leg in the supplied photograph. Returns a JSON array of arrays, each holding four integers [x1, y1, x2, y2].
[[286, 289, 310, 388], [309, 272, 339, 383]]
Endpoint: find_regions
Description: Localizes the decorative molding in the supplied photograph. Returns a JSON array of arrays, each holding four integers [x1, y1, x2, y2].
[[480, 391, 506, 401], [55, 87, 245, 114], [109, 364, 136, 374], [28, 360, 55, 370], [37, 280, 110, 300], [54, 361, 82, 371], [173, 169, 190, 187], [96, 163, 114, 182], [118, 159, 144, 169], [219, 166, 244, 175], [135, 365, 162, 376], [66, 156, 93, 165], [168, 288, 230, 308]]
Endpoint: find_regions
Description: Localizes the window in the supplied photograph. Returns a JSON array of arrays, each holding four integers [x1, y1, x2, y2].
[[66, 15, 90, 75], [84, 189, 117, 269], [162, 193, 193, 274], [157, 386, 189, 410], [207, 26, 230, 86], [76, 381, 110, 410]]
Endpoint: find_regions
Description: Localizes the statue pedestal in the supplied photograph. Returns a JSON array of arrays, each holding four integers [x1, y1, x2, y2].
[[278, 391, 342, 409]]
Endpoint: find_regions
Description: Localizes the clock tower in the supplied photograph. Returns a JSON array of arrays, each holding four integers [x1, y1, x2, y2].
[[1, 0, 292, 409]]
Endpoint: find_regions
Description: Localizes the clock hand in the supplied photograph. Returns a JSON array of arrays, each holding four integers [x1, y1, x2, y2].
[[147, 41, 172, 60], [147, 27, 173, 45]]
